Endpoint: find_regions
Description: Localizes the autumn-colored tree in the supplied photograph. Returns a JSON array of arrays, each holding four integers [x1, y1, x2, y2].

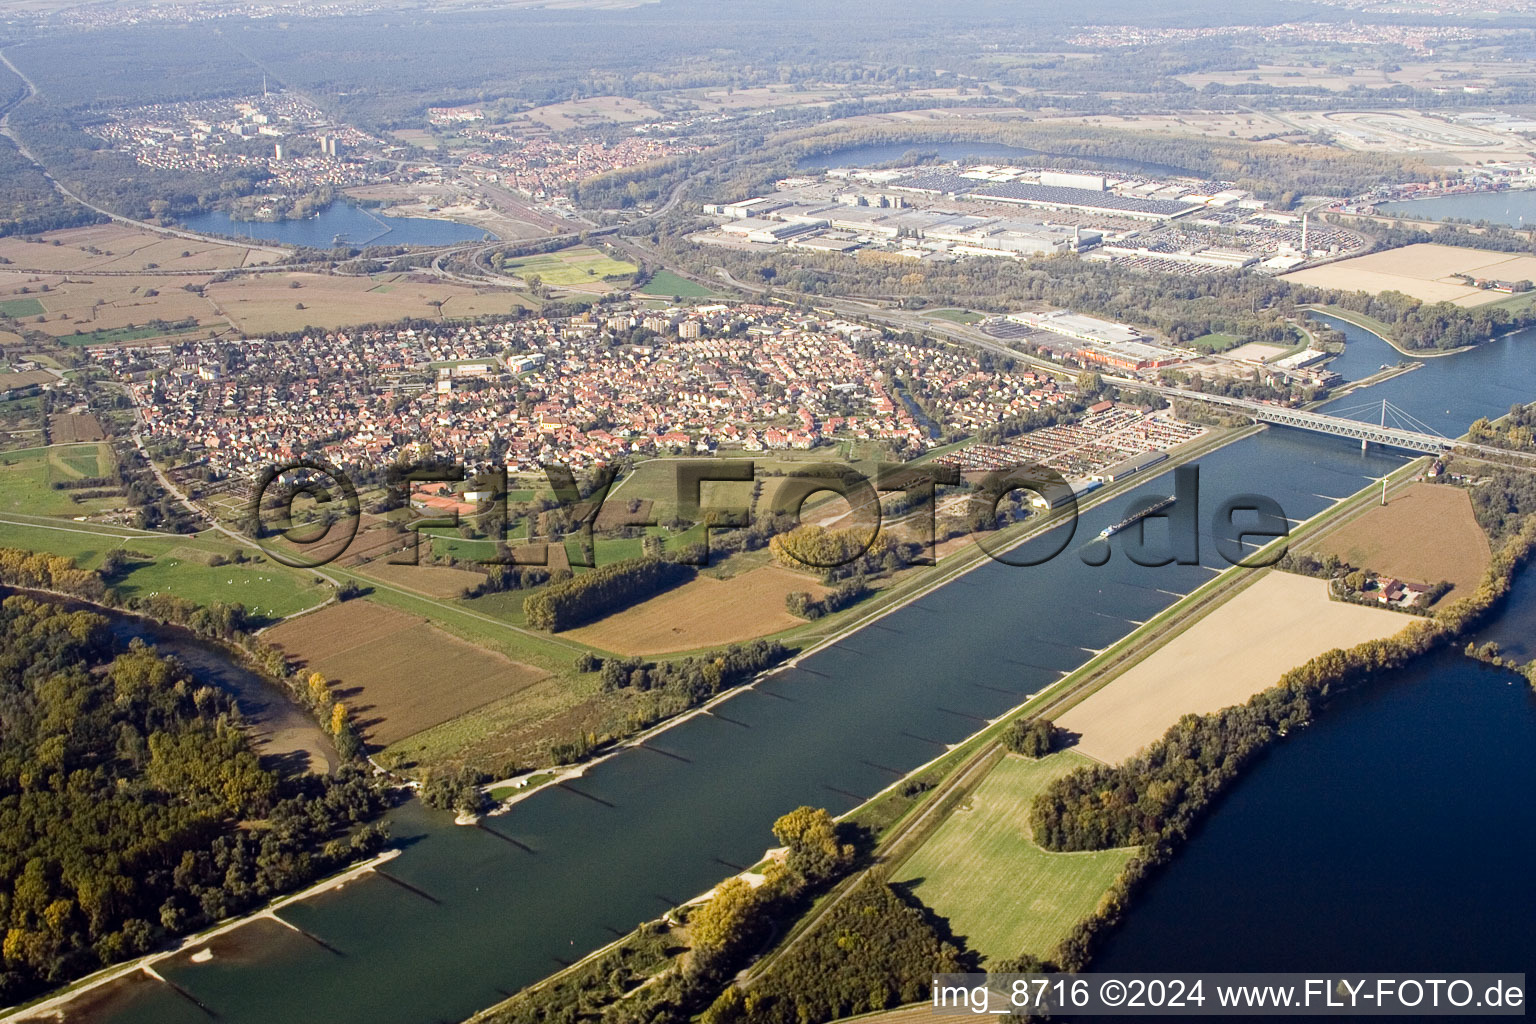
[[771, 806, 854, 885], [307, 672, 332, 712], [689, 877, 760, 960]]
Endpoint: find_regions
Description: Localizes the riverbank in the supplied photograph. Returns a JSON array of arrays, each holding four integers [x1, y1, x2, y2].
[[0, 582, 338, 773], [737, 455, 1525, 1013], [1306, 304, 1476, 359], [0, 849, 401, 1024], [844, 451, 1432, 841], [180, 200, 495, 249]]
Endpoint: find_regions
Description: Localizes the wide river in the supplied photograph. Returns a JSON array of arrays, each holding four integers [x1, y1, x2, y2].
[[78, 319, 1536, 1024]]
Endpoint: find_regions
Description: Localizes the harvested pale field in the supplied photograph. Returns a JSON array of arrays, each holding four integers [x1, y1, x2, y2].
[[0, 273, 220, 338], [265, 601, 547, 746], [335, 524, 410, 566], [565, 565, 828, 655], [895, 752, 1134, 961], [0, 223, 267, 273], [0, 369, 55, 391], [593, 497, 652, 531], [1307, 482, 1490, 599], [515, 95, 664, 131], [1225, 341, 1290, 363], [207, 272, 536, 333], [1283, 243, 1536, 307], [1058, 573, 1405, 765], [358, 561, 487, 599]]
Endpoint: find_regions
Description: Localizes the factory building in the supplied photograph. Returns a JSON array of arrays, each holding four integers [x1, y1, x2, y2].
[[1092, 450, 1169, 483], [1039, 171, 1106, 191], [719, 217, 824, 243], [1008, 310, 1146, 346]]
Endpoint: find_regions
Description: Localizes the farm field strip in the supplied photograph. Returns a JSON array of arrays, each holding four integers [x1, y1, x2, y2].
[[564, 565, 828, 655], [1302, 481, 1490, 598], [1056, 571, 1407, 765], [265, 600, 550, 746], [893, 751, 1136, 961], [1284, 243, 1536, 307]]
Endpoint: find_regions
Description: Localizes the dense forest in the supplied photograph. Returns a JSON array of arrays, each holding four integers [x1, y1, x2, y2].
[[0, 596, 389, 1004], [1467, 404, 1536, 454], [1467, 465, 1536, 541], [0, 548, 106, 603], [1318, 287, 1536, 351], [770, 526, 922, 582], [1362, 218, 1536, 256], [0, 134, 102, 238]]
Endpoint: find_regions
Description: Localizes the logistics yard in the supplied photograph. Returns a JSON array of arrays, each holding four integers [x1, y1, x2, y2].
[[1057, 572, 1407, 765], [1283, 243, 1536, 307], [933, 406, 1206, 479]]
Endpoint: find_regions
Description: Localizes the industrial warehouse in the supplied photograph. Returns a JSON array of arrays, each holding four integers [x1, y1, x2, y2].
[[699, 163, 1367, 270], [1005, 311, 1187, 371]]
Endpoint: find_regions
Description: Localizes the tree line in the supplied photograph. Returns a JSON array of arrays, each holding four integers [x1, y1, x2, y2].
[[542, 640, 787, 766], [769, 525, 921, 583], [701, 873, 964, 1024], [593, 639, 787, 703], [1317, 286, 1536, 351], [522, 556, 695, 631], [786, 577, 869, 620], [1467, 404, 1536, 454]]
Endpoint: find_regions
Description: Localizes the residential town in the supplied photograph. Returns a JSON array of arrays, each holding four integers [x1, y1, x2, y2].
[[458, 132, 702, 197], [101, 303, 1080, 479], [88, 92, 384, 193]]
